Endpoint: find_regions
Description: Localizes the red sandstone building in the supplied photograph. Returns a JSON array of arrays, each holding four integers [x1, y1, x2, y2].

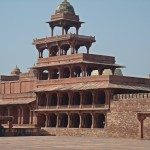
[[0, 0, 150, 138]]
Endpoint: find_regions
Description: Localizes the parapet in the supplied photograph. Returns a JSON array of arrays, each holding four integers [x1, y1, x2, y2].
[[113, 93, 150, 100], [0, 75, 19, 82]]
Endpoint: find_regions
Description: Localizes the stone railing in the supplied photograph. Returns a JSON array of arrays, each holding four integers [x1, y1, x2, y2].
[[38, 104, 105, 110], [33, 34, 95, 45], [113, 93, 150, 100]]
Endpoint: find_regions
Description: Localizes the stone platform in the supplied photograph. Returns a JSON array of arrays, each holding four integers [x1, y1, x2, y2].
[[0, 136, 149, 150]]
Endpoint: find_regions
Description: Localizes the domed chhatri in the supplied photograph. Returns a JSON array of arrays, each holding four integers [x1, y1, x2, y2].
[[55, 0, 75, 14], [11, 65, 21, 75]]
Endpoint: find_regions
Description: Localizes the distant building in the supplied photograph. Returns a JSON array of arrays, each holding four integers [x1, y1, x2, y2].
[[0, 0, 150, 139]]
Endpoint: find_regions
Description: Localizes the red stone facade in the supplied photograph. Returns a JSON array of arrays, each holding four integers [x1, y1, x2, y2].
[[0, 0, 150, 138]]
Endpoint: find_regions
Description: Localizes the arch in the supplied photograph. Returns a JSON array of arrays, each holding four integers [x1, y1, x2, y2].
[[97, 91, 106, 105], [83, 91, 93, 105], [48, 93, 57, 106], [38, 93, 47, 106], [72, 92, 80, 105], [60, 92, 69, 105], [73, 66, 81, 77], [70, 113, 80, 128], [49, 114, 57, 127], [83, 114, 92, 128], [59, 113, 68, 127], [62, 67, 70, 78], [86, 67, 93, 76], [50, 45, 59, 56], [37, 114, 46, 127], [51, 68, 59, 79], [40, 70, 49, 80], [95, 113, 105, 128], [60, 44, 70, 55], [42, 49, 49, 58]]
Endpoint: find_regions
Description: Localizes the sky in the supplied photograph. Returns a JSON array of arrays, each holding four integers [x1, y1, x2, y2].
[[0, 0, 150, 77]]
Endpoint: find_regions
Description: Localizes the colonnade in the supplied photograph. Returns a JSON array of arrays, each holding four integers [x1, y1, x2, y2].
[[37, 65, 114, 80], [37, 112, 106, 129], [37, 90, 111, 108], [0, 106, 33, 125]]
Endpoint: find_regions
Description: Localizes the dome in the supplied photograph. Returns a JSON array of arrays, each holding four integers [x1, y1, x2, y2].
[[55, 0, 75, 14], [114, 69, 123, 76], [11, 66, 21, 75]]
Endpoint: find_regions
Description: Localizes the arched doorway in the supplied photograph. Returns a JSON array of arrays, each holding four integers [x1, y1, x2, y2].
[[72, 92, 80, 105], [48, 93, 57, 106], [95, 113, 105, 128], [70, 114, 80, 128], [83, 91, 93, 105], [59, 113, 68, 127], [97, 91, 106, 105], [49, 114, 57, 127], [60, 93, 69, 106], [83, 114, 92, 128]]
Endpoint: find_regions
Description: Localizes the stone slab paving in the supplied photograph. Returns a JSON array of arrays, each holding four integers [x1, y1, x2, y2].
[[0, 136, 149, 150]]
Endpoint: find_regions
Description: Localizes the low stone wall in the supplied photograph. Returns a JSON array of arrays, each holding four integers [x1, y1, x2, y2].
[[107, 97, 150, 139], [42, 128, 107, 137]]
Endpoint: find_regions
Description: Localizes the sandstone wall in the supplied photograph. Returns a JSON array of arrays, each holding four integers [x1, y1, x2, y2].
[[107, 93, 150, 139]]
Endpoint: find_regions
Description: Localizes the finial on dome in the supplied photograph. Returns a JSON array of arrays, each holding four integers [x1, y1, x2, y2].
[[11, 65, 21, 75], [55, 0, 75, 14]]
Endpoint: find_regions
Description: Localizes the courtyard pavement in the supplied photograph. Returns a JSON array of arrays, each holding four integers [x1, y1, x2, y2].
[[0, 136, 149, 150]]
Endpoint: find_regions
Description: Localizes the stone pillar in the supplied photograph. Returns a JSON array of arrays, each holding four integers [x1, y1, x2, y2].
[[48, 69, 51, 80], [18, 107, 21, 124], [92, 91, 96, 108], [56, 114, 59, 128], [46, 93, 49, 108], [69, 66, 73, 78], [137, 114, 146, 139], [51, 26, 54, 37], [58, 67, 63, 79], [79, 113, 82, 128], [67, 113, 70, 128], [57, 93, 60, 108], [80, 92, 83, 108], [45, 113, 48, 127], [21, 106, 24, 125], [81, 65, 86, 77], [91, 113, 94, 129], [68, 92, 72, 108]]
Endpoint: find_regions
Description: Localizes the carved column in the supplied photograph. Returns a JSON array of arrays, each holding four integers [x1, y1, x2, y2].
[[79, 113, 82, 128], [80, 91, 84, 108], [81, 65, 86, 77], [56, 113, 59, 128], [51, 26, 54, 37], [92, 91, 96, 108], [67, 113, 70, 128], [91, 113, 94, 129], [137, 114, 146, 139], [45, 113, 49, 127], [20, 106, 24, 125], [46, 93, 49, 108], [18, 107, 21, 124], [57, 93, 60, 108]]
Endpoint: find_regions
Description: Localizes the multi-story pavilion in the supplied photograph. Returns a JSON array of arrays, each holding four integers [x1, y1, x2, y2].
[[0, 0, 150, 138]]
